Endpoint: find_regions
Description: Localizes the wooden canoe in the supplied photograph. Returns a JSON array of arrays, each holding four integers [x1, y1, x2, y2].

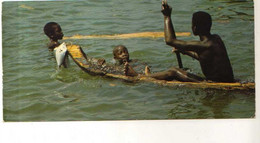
[[66, 44, 255, 91]]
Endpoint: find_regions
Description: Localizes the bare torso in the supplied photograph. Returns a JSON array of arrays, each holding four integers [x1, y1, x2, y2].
[[197, 34, 234, 82]]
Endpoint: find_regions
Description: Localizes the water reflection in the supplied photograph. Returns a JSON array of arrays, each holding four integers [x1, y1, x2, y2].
[[167, 89, 254, 119], [201, 89, 235, 118], [2, 0, 254, 121], [209, 0, 253, 3]]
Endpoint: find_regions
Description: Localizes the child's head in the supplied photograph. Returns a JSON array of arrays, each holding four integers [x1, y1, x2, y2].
[[113, 45, 129, 63], [192, 11, 212, 35], [43, 22, 64, 41]]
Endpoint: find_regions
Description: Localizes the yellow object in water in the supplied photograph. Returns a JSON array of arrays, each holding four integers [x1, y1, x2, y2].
[[63, 32, 191, 40], [19, 5, 34, 10]]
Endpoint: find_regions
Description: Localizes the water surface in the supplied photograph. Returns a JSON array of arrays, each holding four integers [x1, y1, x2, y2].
[[2, 0, 254, 121]]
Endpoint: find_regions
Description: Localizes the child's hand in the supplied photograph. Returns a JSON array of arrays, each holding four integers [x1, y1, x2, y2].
[[97, 58, 106, 66], [161, 0, 172, 17]]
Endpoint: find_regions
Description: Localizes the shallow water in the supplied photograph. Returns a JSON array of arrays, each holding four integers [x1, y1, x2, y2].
[[2, 0, 254, 121]]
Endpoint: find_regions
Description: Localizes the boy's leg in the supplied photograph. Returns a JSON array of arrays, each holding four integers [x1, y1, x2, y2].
[[148, 67, 203, 82]]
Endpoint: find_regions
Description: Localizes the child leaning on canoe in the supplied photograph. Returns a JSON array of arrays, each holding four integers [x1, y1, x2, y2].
[[43, 1, 234, 83], [43, 22, 106, 68]]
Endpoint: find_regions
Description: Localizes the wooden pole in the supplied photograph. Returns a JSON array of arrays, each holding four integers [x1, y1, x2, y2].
[[63, 32, 191, 40], [175, 52, 183, 68]]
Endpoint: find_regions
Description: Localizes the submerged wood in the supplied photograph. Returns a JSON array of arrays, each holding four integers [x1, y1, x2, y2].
[[63, 32, 191, 40], [67, 44, 255, 91]]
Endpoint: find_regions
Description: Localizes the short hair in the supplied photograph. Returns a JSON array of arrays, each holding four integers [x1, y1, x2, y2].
[[192, 11, 212, 33], [113, 45, 127, 57], [43, 22, 60, 38]]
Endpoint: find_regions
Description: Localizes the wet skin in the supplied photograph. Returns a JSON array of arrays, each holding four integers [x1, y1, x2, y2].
[[113, 45, 140, 76], [117, 45, 202, 81], [47, 25, 64, 50], [113, 45, 130, 65], [44, 23, 69, 67], [160, 1, 234, 82]]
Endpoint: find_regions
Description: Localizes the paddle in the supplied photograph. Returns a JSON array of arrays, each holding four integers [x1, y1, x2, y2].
[[162, 0, 183, 69], [175, 49, 183, 68]]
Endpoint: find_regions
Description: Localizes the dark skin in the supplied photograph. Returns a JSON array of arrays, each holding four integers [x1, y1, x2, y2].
[[124, 59, 203, 81], [47, 24, 64, 50], [145, 67, 203, 82], [124, 2, 234, 82], [160, 1, 234, 82], [119, 45, 202, 81], [44, 23, 68, 67], [113, 45, 140, 76], [113, 45, 130, 65]]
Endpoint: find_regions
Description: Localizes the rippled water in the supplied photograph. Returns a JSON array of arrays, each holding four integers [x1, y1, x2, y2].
[[2, 0, 254, 121]]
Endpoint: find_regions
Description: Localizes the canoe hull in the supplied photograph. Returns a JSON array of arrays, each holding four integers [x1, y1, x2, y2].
[[67, 44, 255, 91]]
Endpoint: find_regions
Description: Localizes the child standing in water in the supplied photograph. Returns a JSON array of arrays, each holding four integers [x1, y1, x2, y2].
[[43, 22, 70, 68], [44, 22, 107, 68], [43, 22, 64, 51]]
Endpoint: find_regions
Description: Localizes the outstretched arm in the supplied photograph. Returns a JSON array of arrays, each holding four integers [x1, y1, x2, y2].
[[161, 1, 211, 53], [161, 1, 176, 45], [162, 1, 184, 68]]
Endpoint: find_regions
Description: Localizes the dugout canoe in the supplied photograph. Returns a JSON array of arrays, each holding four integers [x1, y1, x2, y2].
[[66, 44, 255, 91]]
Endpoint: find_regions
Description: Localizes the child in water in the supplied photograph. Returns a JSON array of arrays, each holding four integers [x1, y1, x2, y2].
[[42, 22, 199, 81], [114, 45, 202, 81], [113, 45, 149, 75], [43, 22, 70, 68], [44, 22, 108, 68], [113, 45, 130, 66], [43, 22, 64, 51]]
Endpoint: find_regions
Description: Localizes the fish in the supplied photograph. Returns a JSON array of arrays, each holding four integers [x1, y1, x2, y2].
[[54, 42, 68, 68]]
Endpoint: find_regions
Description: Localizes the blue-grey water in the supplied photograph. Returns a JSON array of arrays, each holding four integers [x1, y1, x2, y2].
[[2, 0, 254, 121]]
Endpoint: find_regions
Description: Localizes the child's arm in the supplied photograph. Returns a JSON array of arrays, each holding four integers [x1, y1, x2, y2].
[[88, 57, 106, 66]]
